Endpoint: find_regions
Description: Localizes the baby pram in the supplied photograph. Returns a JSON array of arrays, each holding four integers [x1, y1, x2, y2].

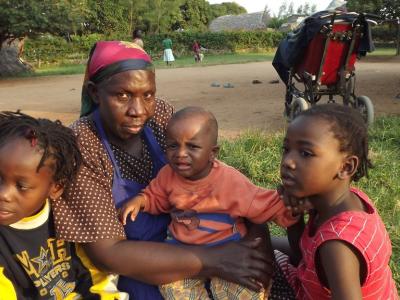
[[273, 11, 378, 124]]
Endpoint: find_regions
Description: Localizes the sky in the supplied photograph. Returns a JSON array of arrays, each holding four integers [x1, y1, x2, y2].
[[208, 0, 333, 16]]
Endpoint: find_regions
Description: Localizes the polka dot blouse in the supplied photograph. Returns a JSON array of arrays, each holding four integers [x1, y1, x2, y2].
[[52, 98, 174, 242]]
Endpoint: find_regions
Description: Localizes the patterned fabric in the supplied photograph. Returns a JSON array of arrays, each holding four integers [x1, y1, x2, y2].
[[277, 188, 398, 300], [51, 98, 174, 242], [160, 277, 268, 300], [81, 40, 154, 117]]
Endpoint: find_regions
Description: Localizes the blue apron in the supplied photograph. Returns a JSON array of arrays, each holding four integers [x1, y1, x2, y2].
[[93, 110, 170, 299]]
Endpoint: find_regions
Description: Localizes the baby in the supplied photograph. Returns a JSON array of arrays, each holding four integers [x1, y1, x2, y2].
[[119, 106, 298, 300]]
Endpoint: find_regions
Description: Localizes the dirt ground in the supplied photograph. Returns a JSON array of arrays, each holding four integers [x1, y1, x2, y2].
[[0, 56, 399, 138]]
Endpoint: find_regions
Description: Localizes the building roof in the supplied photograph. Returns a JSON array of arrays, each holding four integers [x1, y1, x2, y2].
[[209, 11, 271, 32]]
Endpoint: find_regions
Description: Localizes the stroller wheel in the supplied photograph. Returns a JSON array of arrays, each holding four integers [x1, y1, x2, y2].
[[289, 97, 309, 121], [355, 95, 374, 126]]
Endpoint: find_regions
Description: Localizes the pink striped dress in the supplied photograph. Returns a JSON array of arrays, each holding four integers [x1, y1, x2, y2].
[[276, 188, 398, 299]]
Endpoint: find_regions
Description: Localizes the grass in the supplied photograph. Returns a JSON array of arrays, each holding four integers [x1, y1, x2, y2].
[[218, 116, 400, 291], [3, 47, 397, 79], [153, 52, 275, 69], [369, 47, 398, 56], [0, 52, 275, 78]]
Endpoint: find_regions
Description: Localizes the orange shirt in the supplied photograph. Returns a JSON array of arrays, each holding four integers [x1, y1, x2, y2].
[[142, 160, 296, 245]]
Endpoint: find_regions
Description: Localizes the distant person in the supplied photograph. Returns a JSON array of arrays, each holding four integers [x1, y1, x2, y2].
[[119, 106, 299, 299], [192, 40, 201, 62], [0, 111, 127, 299], [162, 37, 175, 66], [132, 28, 144, 48]]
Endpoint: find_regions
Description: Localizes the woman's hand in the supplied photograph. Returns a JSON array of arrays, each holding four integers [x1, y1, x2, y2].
[[198, 237, 273, 291]]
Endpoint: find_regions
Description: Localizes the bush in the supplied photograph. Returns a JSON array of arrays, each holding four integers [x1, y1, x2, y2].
[[23, 31, 285, 66], [372, 25, 398, 43]]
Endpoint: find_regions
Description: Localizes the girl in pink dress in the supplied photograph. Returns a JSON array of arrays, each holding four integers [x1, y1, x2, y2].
[[277, 103, 398, 299]]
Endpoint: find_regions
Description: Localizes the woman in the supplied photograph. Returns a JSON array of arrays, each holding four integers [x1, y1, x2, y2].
[[132, 28, 144, 48], [52, 41, 294, 299]]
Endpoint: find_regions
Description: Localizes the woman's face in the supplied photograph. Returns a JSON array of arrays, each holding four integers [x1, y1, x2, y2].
[[93, 69, 156, 143]]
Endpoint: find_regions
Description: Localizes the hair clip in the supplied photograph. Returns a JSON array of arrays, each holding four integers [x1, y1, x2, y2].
[[25, 128, 38, 147]]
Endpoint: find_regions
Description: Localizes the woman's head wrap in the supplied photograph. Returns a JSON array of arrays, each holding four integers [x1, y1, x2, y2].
[[81, 41, 154, 117]]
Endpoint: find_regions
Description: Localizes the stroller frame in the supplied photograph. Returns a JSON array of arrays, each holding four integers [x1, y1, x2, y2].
[[285, 12, 374, 125]]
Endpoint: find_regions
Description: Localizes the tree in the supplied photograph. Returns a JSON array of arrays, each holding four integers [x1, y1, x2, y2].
[[0, 0, 85, 49], [346, 0, 383, 15], [347, 0, 400, 19], [210, 2, 246, 20], [379, 0, 400, 19], [179, 0, 212, 32], [142, 0, 184, 34], [84, 0, 129, 35]]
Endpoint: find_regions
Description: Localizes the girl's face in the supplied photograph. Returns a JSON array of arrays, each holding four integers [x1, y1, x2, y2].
[[0, 138, 62, 225], [166, 116, 218, 181], [92, 69, 156, 145], [280, 116, 347, 199]]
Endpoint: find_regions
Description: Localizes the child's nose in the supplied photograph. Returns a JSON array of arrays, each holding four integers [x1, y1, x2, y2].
[[0, 185, 12, 203], [176, 146, 188, 157], [282, 155, 296, 170]]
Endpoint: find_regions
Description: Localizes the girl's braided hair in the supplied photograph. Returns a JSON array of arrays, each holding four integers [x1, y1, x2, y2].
[[0, 111, 82, 186], [296, 104, 372, 181]]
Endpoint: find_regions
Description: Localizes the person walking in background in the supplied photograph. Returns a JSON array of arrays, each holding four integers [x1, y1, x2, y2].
[[132, 28, 144, 48], [192, 40, 201, 63], [162, 37, 175, 66]]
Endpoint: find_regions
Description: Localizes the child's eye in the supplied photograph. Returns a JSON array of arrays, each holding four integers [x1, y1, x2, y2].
[[166, 143, 177, 150], [188, 144, 200, 150], [16, 182, 30, 191], [300, 150, 314, 157]]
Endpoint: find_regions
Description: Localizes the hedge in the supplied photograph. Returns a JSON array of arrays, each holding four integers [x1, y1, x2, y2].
[[23, 30, 285, 66], [23, 26, 396, 66]]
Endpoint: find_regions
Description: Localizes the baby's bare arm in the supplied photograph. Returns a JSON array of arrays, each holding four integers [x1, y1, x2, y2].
[[119, 194, 146, 225]]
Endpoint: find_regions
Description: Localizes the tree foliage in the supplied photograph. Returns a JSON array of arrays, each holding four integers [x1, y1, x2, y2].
[[347, 0, 400, 20], [210, 2, 247, 19], [0, 0, 85, 47], [179, 0, 212, 32]]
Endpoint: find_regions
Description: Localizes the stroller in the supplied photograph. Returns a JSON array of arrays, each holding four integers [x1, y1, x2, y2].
[[273, 11, 378, 125]]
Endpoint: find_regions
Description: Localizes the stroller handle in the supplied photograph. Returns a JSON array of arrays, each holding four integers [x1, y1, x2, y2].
[[318, 11, 379, 25]]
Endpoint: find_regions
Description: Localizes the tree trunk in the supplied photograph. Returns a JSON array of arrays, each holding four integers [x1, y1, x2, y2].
[[0, 39, 33, 77]]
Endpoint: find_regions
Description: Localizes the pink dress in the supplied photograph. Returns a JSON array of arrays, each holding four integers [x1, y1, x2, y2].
[[277, 188, 398, 299]]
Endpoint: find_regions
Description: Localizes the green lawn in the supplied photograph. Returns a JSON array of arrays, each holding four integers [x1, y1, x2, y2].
[[5, 47, 398, 78], [21, 52, 275, 78], [153, 52, 275, 68], [219, 116, 400, 291], [369, 47, 398, 56]]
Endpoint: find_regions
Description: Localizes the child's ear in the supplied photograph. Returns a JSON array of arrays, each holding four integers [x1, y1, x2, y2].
[[338, 155, 359, 180], [49, 183, 64, 201], [209, 145, 220, 161], [87, 81, 99, 105]]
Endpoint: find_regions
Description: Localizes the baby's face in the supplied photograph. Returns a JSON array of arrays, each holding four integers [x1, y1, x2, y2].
[[0, 138, 58, 225], [165, 116, 217, 181]]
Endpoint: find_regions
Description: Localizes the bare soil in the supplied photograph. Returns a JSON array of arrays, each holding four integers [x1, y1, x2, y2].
[[0, 56, 399, 138]]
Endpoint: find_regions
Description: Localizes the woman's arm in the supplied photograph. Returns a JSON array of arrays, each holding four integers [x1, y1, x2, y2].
[[317, 240, 364, 300], [83, 236, 271, 291], [287, 214, 305, 266]]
